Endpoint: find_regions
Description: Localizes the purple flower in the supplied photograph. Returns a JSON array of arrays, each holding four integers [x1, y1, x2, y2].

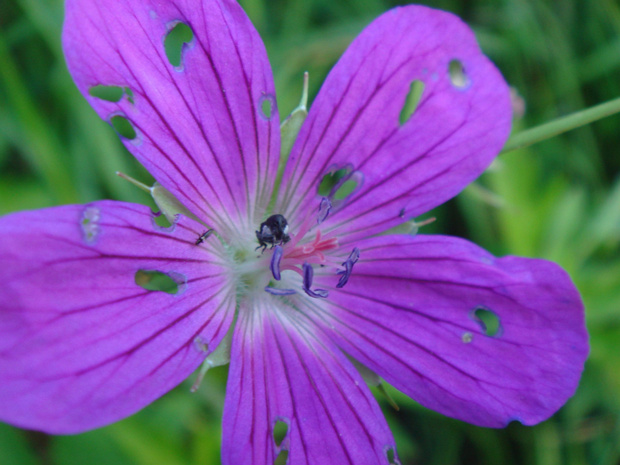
[[0, 1, 588, 463]]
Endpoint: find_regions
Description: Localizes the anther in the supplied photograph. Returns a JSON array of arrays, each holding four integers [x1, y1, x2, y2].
[[336, 247, 360, 288], [302, 262, 328, 298], [271, 245, 283, 280], [336, 261, 353, 288], [348, 247, 360, 264], [265, 286, 296, 296], [317, 197, 332, 224]]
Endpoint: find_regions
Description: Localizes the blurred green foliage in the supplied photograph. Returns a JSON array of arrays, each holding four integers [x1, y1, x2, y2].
[[1, 0, 619, 464]]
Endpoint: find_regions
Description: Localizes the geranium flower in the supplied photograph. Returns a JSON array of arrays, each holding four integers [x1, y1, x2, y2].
[[0, 0, 588, 463]]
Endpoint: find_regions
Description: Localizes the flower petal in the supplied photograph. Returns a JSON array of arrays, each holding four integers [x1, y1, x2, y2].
[[311, 235, 588, 427], [278, 6, 511, 240], [63, 0, 280, 234], [222, 299, 398, 465], [0, 201, 234, 433]]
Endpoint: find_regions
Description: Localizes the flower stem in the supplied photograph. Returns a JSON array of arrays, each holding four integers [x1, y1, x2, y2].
[[501, 96, 620, 153]]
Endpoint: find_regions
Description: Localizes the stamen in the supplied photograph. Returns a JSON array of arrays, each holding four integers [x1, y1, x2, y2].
[[336, 261, 353, 288], [303, 262, 313, 289], [305, 287, 329, 298], [265, 286, 297, 296], [317, 197, 332, 224], [302, 262, 329, 298], [271, 245, 283, 280], [348, 247, 360, 264], [336, 247, 360, 288]]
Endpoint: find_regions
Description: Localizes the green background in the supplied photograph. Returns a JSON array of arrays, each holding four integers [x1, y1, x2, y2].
[[1, 0, 619, 463]]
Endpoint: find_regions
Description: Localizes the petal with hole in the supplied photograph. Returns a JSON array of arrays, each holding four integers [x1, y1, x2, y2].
[[63, 0, 280, 234], [279, 6, 511, 240], [311, 234, 588, 427], [0, 201, 235, 433]]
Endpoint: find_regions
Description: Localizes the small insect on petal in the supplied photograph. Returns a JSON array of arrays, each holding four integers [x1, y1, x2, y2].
[[195, 229, 213, 245]]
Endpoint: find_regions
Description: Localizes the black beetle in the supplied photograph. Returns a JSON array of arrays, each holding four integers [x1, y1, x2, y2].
[[256, 214, 290, 251]]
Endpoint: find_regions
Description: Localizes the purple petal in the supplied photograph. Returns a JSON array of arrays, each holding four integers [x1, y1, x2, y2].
[[311, 235, 588, 427], [222, 300, 398, 465], [278, 6, 511, 241], [63, 0, 280, 234], [0, 201, 235, 433]]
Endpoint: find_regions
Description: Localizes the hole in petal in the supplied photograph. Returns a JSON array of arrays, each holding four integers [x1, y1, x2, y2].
[[259, 94, 276, 120], [471, 306, 502, 337], [272, 419, 289, 447], [385, 447, 400, 465], [448, 59, 470, 89], [89, 85, 125, 102], [462, 332, 473, 343], [164, 22, 194, 68], [151, 210, 175, 231], [80, 206, 100, 244], [274, 450, 288, 465], [318, 168, 348, 197], [317, 167, 361, 201], [135, 270, 185, 294], [124, 87, 135, 104], [334, 178, 358, 200], [399, 80, 424, 125], [110, 115, 137, 140], [89, 85, 134, 104]]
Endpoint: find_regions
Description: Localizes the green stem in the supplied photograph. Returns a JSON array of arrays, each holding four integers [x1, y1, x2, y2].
[[115, 171, 151, 193], [501, 96, 620, 153]]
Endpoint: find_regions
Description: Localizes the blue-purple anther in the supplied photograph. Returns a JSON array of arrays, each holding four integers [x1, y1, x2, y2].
[[265, 246, 296, 295], [317, 197, 332, 224], [336, 247, 360, 288], [302, 262, 329, 298], [264, 286, 296, 296], [270, 245, 283, 280]]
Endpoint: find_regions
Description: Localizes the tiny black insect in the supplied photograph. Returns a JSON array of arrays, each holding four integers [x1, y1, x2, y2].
[[195, 229, 213, 245], [255, 214, 290, 252]]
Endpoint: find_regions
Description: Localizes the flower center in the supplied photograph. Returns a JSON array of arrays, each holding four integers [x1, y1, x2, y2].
[[246, 198, 359, 299]]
